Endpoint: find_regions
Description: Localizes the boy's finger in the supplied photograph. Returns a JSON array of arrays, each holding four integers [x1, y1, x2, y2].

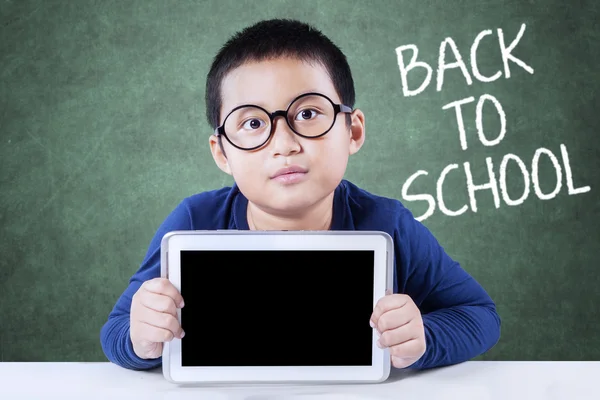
[[376, 307, 413, 333], [143, 278, 185, 308], [370, 294, 409, 329], [388, 337, 426, 361], [140, 292, 179, 316], [377, 318, 418, 348], [139, 306, 184, 339], [139, 322, 180, 342]]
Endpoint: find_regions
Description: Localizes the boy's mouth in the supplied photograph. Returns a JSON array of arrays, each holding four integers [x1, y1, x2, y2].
[[271, 165, 308, 184], [271, 165, 308, 178]]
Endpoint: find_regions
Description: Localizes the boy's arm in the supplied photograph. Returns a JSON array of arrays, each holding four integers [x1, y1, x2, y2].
[[100, 200, 192, 370], [394, 207, 501, 370]]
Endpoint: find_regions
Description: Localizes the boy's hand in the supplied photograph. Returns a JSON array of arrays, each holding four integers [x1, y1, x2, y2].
[[370, 290, 426, 369], [130, 278, 185, 359]]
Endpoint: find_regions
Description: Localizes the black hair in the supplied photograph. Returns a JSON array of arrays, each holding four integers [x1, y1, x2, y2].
[[204, 18, 355, 132]]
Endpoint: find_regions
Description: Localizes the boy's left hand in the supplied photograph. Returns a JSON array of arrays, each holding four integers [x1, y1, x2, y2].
[[370, 290, 426, 369]]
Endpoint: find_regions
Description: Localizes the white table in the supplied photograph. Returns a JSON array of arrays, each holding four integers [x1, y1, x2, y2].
[[1, 361, 598, 399]]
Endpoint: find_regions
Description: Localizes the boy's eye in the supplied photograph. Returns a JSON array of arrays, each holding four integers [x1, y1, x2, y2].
[[242, 118, 266, 130], [295, 109, 318, 121]]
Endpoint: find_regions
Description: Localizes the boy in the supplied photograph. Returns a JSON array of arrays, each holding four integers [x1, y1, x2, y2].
[[100, 18, 501, 372]]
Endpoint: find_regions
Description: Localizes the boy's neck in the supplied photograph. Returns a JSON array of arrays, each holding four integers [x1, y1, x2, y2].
[[247, 192, 335, 231]]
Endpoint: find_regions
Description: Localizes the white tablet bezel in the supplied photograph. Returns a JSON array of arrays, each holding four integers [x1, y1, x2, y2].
[[160, 230, 393, 384]]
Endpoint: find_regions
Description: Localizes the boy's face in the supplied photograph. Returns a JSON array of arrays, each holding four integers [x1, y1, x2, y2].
[[209, 57, 365, 216]]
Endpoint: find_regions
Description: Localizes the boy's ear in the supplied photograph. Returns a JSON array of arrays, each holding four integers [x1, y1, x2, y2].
[[348, 109, 366, 155], [209, 134, 232, 175]]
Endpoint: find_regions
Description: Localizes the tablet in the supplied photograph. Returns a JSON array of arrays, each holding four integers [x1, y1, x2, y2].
[[160, 230, 393, 384]]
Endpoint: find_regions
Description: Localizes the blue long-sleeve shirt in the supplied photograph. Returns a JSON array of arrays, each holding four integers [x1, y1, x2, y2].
[[100, 179, 501, 370]]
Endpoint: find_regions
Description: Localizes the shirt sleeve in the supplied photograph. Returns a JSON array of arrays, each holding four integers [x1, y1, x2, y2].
[[99, 199, 193, 370], [393, 206, 501, 370]]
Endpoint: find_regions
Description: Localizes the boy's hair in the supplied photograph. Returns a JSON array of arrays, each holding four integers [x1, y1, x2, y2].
[[205, 18, 355, 131]]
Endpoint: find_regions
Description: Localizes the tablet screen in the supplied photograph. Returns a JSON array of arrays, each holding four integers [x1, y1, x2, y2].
[[179, 249, 375, 367]]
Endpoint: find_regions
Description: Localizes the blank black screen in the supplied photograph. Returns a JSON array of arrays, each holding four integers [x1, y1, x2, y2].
[[179, 250, 375, 367]]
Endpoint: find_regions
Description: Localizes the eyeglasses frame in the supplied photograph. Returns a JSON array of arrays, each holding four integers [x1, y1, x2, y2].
[[213, 92, 353, 151]]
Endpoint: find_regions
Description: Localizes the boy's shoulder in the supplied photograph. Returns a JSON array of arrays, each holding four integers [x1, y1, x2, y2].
[[180, 184, 240, 229], [184, 185, 235, 206], [342, 179, 410, 215], [341, 179, 414, 231]]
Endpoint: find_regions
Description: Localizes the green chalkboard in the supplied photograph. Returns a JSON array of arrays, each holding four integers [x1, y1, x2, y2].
[[1, 0, 599, 362]]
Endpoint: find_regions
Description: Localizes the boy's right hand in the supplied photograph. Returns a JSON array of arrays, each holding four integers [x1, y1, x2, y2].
[[130, 277, 185, 360]]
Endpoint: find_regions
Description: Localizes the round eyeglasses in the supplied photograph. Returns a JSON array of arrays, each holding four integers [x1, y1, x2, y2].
[[214, 92, 353, 151]]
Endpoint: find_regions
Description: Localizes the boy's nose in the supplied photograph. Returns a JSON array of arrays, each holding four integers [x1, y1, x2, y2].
[[270, 117, 301, 156]]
